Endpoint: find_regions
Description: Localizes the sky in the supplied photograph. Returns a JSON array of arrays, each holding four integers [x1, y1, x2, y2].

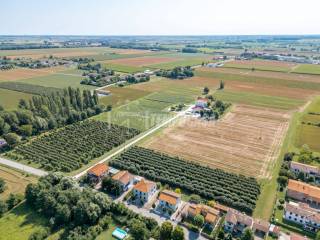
[[1, 0, 320, 35]]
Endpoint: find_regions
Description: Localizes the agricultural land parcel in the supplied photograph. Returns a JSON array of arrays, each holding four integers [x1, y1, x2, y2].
[[142, 104, 290, 179], [0, 165, 38, 200]]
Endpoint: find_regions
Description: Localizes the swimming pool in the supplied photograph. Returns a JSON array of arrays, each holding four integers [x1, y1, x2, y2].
[[112, 228, 128, 240]]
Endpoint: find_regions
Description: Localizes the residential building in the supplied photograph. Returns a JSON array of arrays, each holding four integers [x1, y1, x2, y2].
[[112, 170, 133, 192], [187, 204, 220, 226], [252, 219, 270, 237], [195, 97, 208, 108], [290, 161, 320, 177], [132, 179, 157, 203], [289, 233, 309, 240], [268, 224, 280, 237], [284, 201, 320, 232], [158, 190, 181, 214], [87, 163, 109, 182], [287, 179, 320, 206], [224, 209, 253, 234]]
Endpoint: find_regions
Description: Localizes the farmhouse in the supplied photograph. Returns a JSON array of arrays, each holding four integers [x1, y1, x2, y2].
[[224, 209, 253, 234], [284, 201, 320, 232], [187, 204, 220, 226], [112, 170, 134, 192], [290, 161, 320, 177], [87, 163, 109, 182], [132, 179, 157, 203], [158, 190, 181, 214], [287, 179, 320, 206], [195, 97, 208, 108], [252, 219, 270, 237]]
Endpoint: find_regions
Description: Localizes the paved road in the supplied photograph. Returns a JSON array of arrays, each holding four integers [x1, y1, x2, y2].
[[73, 107, 190, 179], [0, 156, 48, 177], [124, 200, 207, 240]]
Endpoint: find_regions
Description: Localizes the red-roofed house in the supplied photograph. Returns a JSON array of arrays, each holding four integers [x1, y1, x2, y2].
[[195, 97, 209, 108], [224, 209, 253, 234], [133, 179, 157, 203], [112, 170, 133, 192], [287, 179, 320, 206], [158, 190, 181, 214], [88, 163, 109, 182]]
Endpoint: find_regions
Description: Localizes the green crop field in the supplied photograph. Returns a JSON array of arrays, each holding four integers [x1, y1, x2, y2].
[[195, 70, 320, 90], [292, 64, 320, 75], [223, 62, 292, 72], [100, 62, 147, 73], [0, 88, 34, 109], [0, 203, 49, 240], [17, 73, 95, 90], [94, 95, 173, 131], [147, 58, 209, 69], [296, 124, 320, 152], [294, 97, 320, 153], [99, 86, 151, 108], [214, 90, 304, 110]]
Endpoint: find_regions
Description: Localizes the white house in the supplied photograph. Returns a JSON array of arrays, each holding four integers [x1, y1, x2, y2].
[[132, 179, 157, 203], [290, 161, 320, 177], [284, 201, 320, 232], [158, 190, 181, 214]]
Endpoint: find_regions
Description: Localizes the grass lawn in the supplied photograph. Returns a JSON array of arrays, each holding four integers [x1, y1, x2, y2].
[[292, 64, 320, 75], [294, 96, 320, 153], [94, 96, 173, 131], [18, 73, 95, 90], [96, 222, 117, 240], [0, 88, 34, 110], [214, 90, 304, 110], [99, 86, 151, 108], [147, 58, 209, 69], [101, 62, 147, 73], [0, 164, 38, 200], [0, 202, 49, 240], [223, 62, 292, 72], [195, 70, 320, 91]]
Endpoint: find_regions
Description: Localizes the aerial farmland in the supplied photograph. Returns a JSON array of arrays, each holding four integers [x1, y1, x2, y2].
[[0, 3, 320, 239]]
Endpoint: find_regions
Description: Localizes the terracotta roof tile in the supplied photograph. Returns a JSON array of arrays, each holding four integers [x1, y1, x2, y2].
[[88, 163, 108, 177], [288, 179, 320, 201], [133, 179, 156, 193], [158, 190, 181, 206], [112, 170, 133, 185]]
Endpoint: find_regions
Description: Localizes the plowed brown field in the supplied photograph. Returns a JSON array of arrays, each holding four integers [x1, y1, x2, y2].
[[0, 66, 66, 81], [142, 105, 290, 179]]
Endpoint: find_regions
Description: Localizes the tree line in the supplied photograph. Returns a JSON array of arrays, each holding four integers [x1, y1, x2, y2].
[[0, 86, 106, 148]]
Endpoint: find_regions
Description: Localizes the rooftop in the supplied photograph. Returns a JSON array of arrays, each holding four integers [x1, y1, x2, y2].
[[112, 170, 133, 185], [88, 163, 108, 177], [285, 201, 320, 224], [288, 179, 320, 201], [158, 190, 181, 206], [133, 179, 156, 193], [290, 161, 319, 173], [225, 209, 253, 226]]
